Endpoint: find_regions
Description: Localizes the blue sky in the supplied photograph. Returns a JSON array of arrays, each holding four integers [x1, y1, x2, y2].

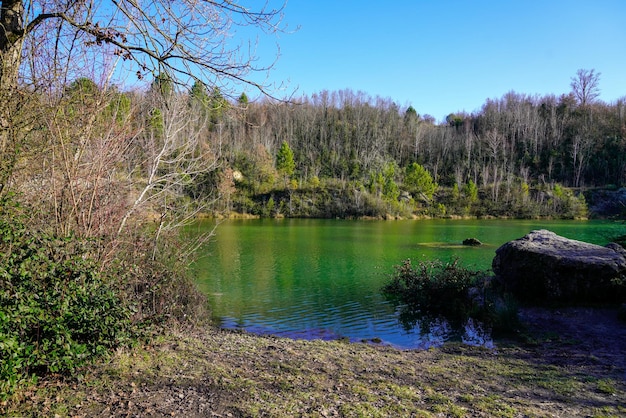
[[249, 0, 625, 122]]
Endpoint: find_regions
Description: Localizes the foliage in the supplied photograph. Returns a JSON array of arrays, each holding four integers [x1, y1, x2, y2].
[[65, 77, 100, 106], [106, 92, 132, 123], [190, 81, 210, 108], [465, 180, 479, 204], [276, 140, 296, 179], [148, 108, 165, 138], [180, 82, 624, 220], [383, 258, 518, 331], [547, 183, 588, 219], [209, 87, 229, 126], [152, 73, 174, 97], [0, 204, 132, 397], [366, 162, 401, 203], [383, 258, 482, 316], [11, 75, 614, 224], [404, 162, 437, 200]]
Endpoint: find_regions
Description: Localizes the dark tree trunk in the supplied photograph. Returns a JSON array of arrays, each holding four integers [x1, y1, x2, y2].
[[0, 0, 25, 195], [0, 0, 24, 91]]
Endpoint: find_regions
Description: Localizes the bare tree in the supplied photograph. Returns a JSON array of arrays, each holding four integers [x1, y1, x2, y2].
[[10, 78, 138, 245], [117, 90, 219, 241], [571, 132, 593, 188], [570, 69, 601, 106], [0, 0, 286, 197], [1, 0, 286, 90]]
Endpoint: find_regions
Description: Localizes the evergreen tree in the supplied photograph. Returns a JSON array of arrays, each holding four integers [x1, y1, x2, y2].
[[465, 180, 479, 203], [209, 87, 228, 125], [404, 163, 437, 200], [152, 72, 174, 97], [238, 92, 249, 107], [190, 81, 210, 108], [276, 141, 295, 180]]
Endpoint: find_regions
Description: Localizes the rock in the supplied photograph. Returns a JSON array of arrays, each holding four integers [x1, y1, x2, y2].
[[589, 187, 626, 217], [462, 238, 482, 246], [606, 242, 626, 258], [492, 229, 626, 304]]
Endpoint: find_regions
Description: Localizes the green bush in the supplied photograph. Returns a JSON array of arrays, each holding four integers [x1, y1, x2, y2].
[[383, 258, 483, 318], [0, 213, 132, 397], [383, 258, 518, 332]]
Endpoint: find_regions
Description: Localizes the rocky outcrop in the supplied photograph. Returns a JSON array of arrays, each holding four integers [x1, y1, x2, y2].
[[589, 187, 626, 218], [492, 230, 626, 304], [462, 238, 482, 246]]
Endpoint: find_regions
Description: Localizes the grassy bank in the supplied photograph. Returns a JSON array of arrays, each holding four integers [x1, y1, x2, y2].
[[3, 308, 625, 418]]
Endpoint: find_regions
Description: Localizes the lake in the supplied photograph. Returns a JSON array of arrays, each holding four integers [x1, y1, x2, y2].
[[192, 219, 623, 348]]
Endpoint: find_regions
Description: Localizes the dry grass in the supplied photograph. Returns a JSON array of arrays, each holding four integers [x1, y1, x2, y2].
[[3, 309, 625, 417]]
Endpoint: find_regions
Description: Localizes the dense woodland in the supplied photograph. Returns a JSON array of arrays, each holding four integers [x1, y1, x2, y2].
[[147, 69, 624, 219], [6, 70, 626, 237], [47, 74, 626, 220]]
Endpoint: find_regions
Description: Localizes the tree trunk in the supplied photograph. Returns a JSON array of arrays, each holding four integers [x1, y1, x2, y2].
[[0, 0, 24, 91], [0, 0, 25, 195]]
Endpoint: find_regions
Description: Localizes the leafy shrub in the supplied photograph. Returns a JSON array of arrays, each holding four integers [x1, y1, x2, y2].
[[383, 258, 518, 331], [383, 258, 483, 318], [0, 211, 132, 397]]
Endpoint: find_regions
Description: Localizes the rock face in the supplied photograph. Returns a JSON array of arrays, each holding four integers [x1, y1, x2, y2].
[[492, 229, 626, 304], [589, 187, 626, 217]]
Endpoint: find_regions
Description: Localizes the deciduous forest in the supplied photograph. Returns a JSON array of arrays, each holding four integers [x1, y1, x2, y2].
[[148, 69, 624, 219], [7, 70, 625, 228]]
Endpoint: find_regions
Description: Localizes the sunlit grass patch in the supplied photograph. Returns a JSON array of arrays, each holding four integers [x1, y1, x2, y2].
[[596, 378, 618, 395], [591, 405, 626, 418], [472, 394, 517, 417]]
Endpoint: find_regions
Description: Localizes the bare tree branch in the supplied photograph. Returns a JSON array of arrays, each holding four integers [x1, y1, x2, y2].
[[570, 68, 601, 107], [3, 0, 287, 96]]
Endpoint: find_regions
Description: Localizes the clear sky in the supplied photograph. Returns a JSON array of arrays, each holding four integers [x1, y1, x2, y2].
[[250, 0, 625, 122]]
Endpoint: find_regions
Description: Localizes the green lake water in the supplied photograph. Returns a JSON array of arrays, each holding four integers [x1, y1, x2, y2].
[[192, 219, 624, 348]]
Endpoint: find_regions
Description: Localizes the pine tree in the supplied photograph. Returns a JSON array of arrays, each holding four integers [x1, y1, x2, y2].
[[276, 141, 295, 179]]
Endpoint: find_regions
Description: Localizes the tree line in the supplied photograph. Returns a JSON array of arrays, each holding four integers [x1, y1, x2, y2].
[[6, 69, 620, 224], [182, 69, 624, 218]]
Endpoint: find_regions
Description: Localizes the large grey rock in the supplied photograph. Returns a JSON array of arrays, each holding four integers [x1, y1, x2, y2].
[[492, 229, 626, 304]]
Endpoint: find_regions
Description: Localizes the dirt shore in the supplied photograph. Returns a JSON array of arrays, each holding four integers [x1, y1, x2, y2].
[[3, 307, 625, 417]]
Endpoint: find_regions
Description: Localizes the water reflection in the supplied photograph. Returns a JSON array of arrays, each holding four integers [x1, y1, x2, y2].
[[463, 318, 494, 349], [391, 302, 494, 349], [217, 306, 495, 350], [194, 219, 620, 350]]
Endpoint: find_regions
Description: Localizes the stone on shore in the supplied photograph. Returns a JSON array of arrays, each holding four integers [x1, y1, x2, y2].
[[492, 229, 626, 304]]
